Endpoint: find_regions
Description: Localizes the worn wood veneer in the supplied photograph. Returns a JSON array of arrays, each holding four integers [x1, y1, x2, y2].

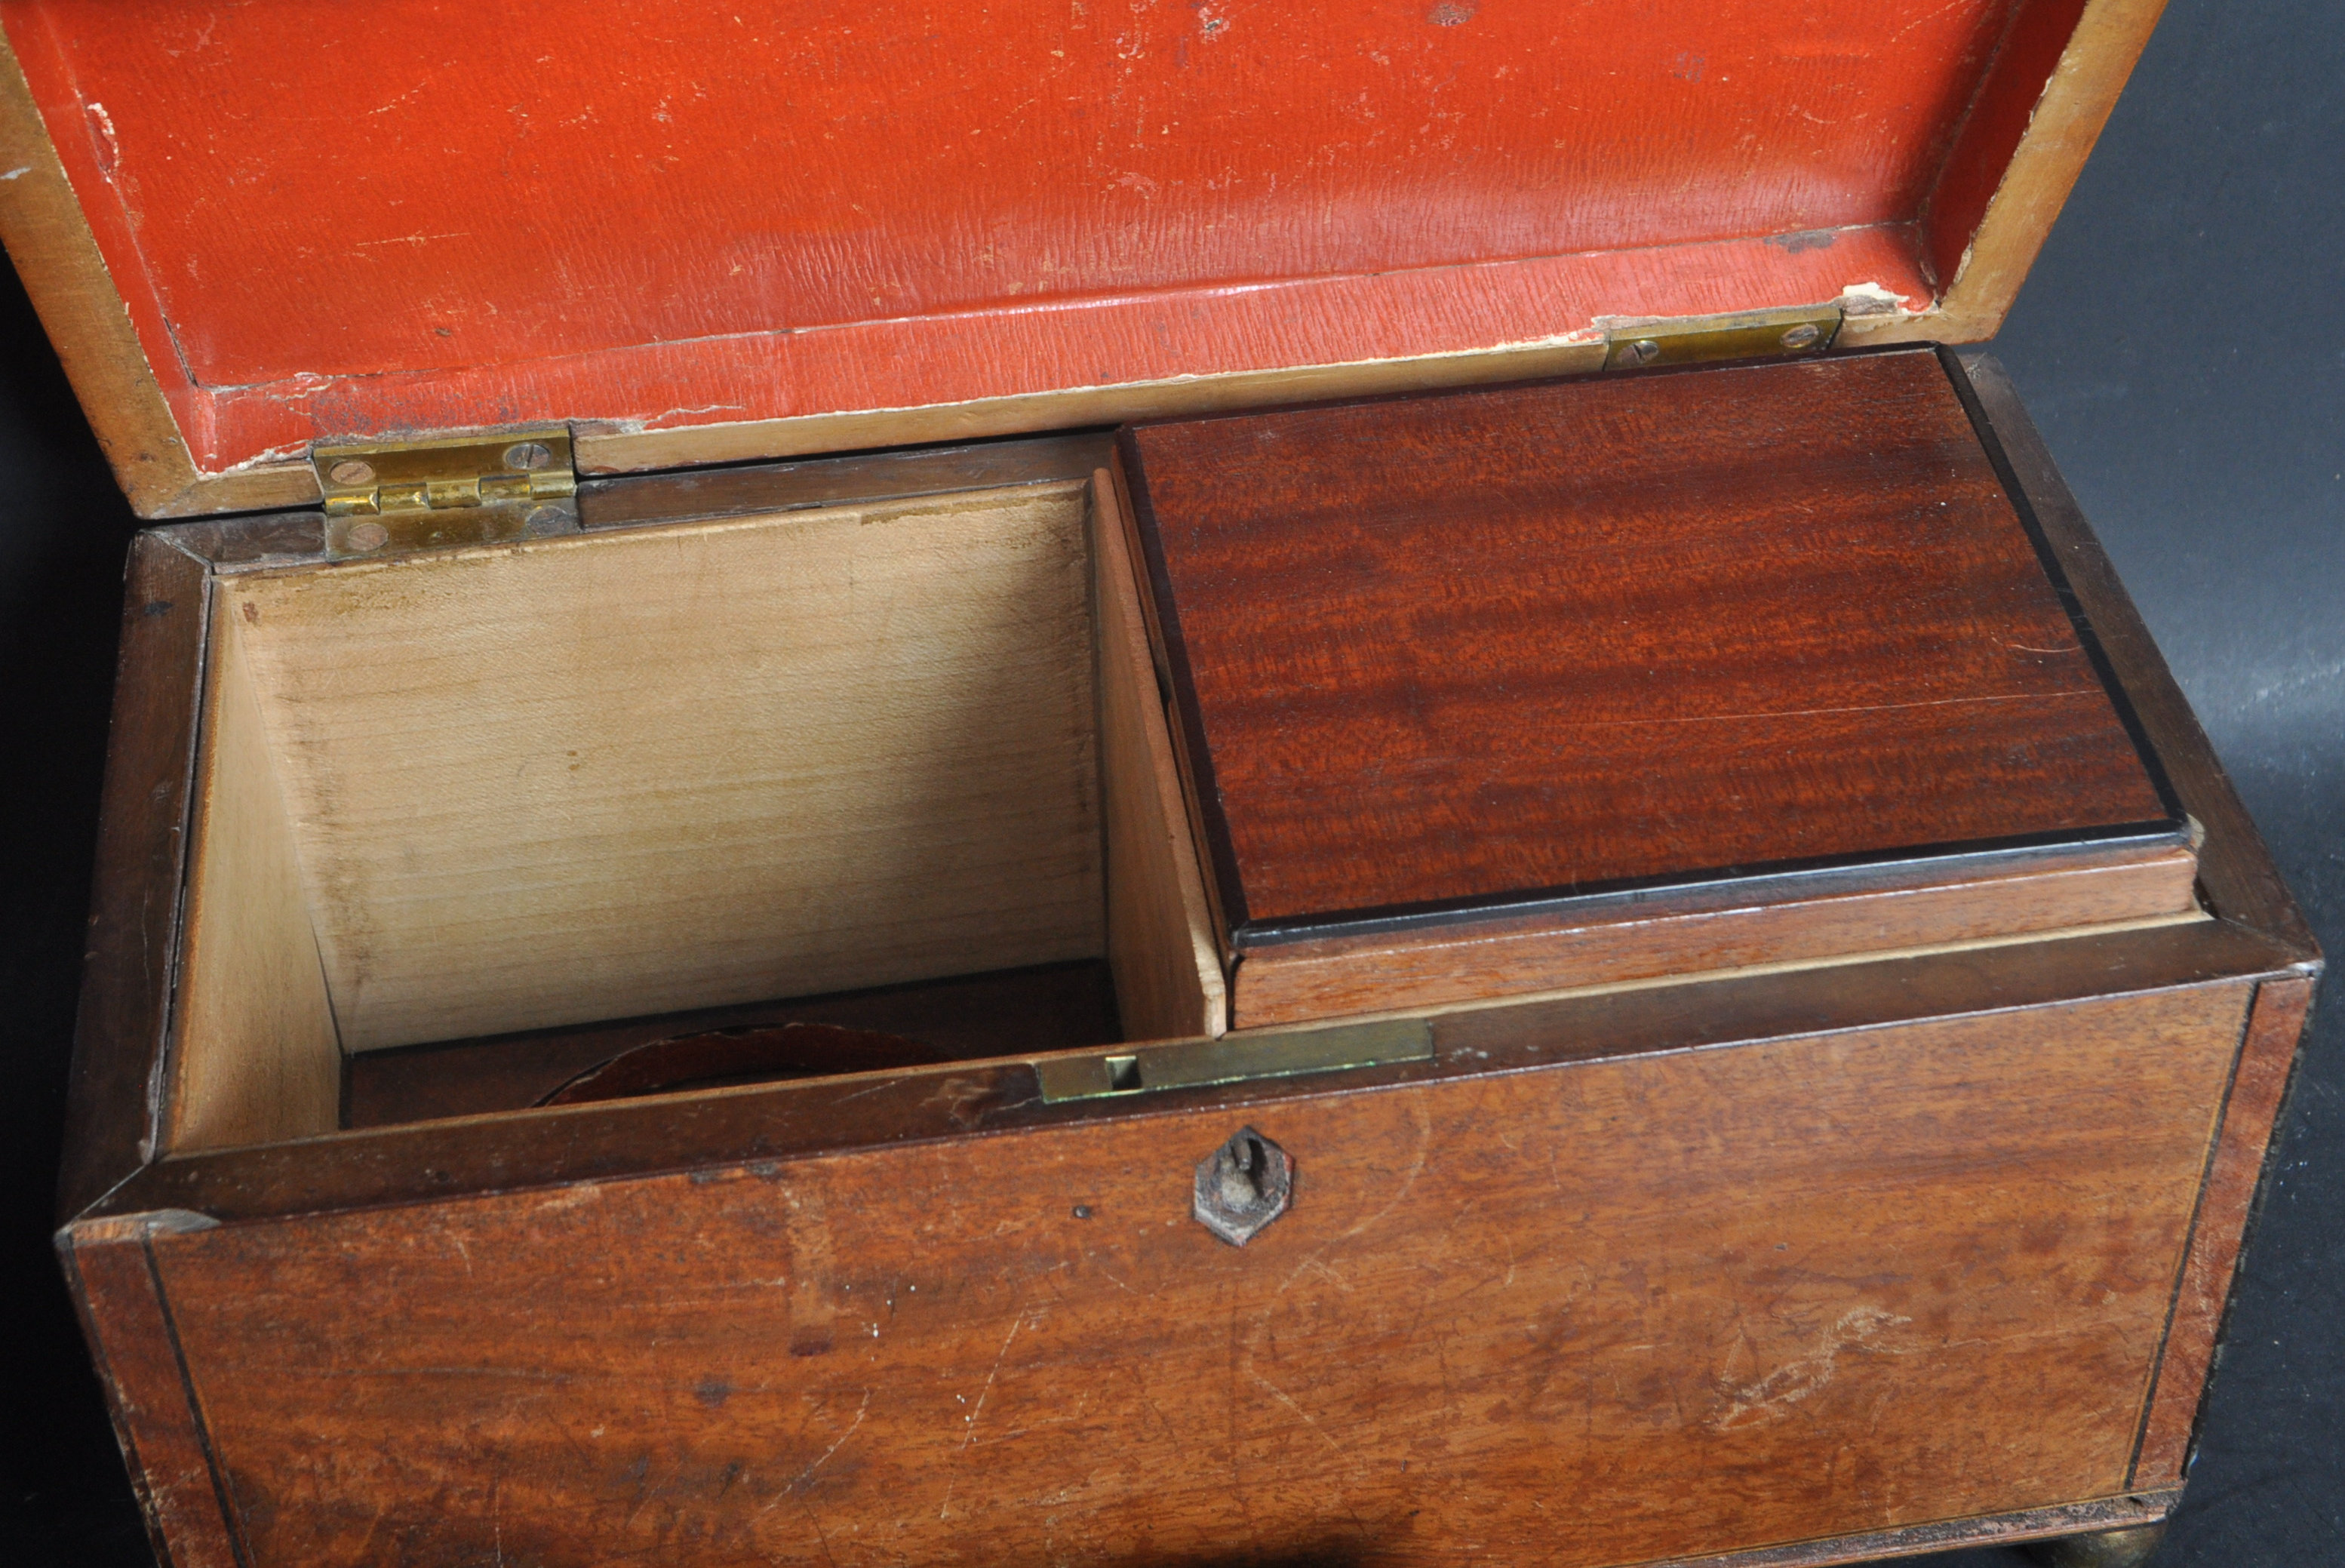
[[83, 918, 2309, 1228], [1228, 841, 2205, 1030], [121, 984, 2251, 1567]]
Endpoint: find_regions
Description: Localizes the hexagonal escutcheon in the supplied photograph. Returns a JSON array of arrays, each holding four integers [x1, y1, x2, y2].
[[1192, 1127, 1292, 1247]]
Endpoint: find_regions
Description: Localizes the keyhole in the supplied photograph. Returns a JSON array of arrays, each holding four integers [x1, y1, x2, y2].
[[1191, 1125, 1291, 1246], [1219, 1135, 1267, 1210]]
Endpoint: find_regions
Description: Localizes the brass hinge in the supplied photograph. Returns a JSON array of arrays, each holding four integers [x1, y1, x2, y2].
[[312, 427, 579, 558], [1602, 304, 1842, 371]]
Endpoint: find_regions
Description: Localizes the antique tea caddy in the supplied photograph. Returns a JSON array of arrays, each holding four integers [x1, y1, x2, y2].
[[0, 3, 2317, 1566]]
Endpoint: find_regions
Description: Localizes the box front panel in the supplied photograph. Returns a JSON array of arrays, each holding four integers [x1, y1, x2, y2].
[[149, 982, 2245, 1568]]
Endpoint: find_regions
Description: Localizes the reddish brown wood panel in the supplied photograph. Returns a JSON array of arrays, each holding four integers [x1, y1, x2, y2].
[[1123, 349, 2174, 936], [58, 533, 209, 1219], [59, 1218, 241, 1568], [0, 0, 2104, 478], [150, 983, 2243, 1568], [2131, 974, 2316, 1485]]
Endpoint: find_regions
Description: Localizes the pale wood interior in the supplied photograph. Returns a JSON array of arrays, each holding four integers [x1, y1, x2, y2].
[[165, 479, 1227, 1151], [164, 605, 341, 1151], [1094, 472, 1228, 1043]]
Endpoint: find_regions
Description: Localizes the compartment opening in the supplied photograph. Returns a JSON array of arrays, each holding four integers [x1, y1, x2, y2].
[[163, 472, 1225, 1151]]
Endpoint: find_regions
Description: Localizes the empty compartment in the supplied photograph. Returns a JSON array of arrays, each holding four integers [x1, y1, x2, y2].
[[164, 471, 1225, 1150]]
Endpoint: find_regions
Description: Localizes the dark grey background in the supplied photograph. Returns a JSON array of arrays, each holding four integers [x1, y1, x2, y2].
[[2, 3, 2337, 1563]]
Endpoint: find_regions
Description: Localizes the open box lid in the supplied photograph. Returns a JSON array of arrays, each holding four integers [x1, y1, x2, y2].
[[0, 0, 2158, 520]]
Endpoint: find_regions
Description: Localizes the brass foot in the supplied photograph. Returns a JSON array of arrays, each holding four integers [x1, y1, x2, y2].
[[2026, 1522, 2166, 1568]]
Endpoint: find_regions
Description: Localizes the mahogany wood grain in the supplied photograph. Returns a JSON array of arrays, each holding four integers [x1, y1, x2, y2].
[[1123, 349, 2178, 948], [1, 2, 2147, 509], [57, 533, 208, 1219], [1962, 351, 2322, 1484], [51, 364, 2319, 1568], [119, 354, 2315, 997], [57, 1216, 241, 1568], [141, 983, 2246, 1568], [2131, 973, 2317, 1486]]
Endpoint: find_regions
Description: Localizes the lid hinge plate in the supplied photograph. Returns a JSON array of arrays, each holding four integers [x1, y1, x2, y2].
[[312, 427, 579, 559], [1603, 304, 1843, 371]]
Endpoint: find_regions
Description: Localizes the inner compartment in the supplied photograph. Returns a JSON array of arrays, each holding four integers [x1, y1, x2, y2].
[[164, 469, 1226, 1152]]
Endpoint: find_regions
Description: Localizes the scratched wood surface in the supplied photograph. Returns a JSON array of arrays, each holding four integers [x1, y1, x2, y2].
[[1123, 349, 2178, 948], [60, 1219, 244, 1568], [0, 0, 2134, 497], [147, 982, 2246, 1568], [2132, 973, 2316, 1486], [51, 347, 2319, 1568], [85, 919, 2301, 1232]]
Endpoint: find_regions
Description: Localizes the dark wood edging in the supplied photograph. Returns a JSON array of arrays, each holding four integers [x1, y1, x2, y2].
[[57, 535, 211, 1222], [1651, 1487, 2179, 1568], [1959, 352, 2325, 1492], [54, 1213, 245, 1568], [1957, 353, 2317, 960]]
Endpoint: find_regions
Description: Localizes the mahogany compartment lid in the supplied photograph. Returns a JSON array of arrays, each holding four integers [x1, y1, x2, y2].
[[1119, 348, 2186, 943], [0, 0, 2163, 518]]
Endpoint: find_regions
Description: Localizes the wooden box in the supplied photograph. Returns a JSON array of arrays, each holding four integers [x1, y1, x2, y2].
[[1, 5, 2319, 1566]]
